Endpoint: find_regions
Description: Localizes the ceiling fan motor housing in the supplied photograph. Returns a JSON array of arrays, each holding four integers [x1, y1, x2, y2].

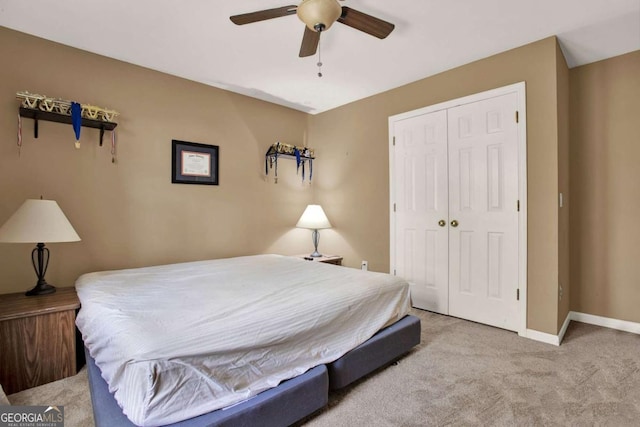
[[297, 0, 342, 32]]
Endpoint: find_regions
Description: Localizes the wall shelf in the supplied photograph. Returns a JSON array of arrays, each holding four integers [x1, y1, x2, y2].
[[265, 143, 314, 183], [19, 107, 117, 146], [266, 153, 314, 161]]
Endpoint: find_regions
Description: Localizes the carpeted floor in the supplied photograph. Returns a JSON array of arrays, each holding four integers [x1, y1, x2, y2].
[[8, 309, 640, 426], [7, 365, 94, 426]]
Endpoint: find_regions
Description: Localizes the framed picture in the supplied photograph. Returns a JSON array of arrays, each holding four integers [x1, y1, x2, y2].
[[171, 140, 219, 185]]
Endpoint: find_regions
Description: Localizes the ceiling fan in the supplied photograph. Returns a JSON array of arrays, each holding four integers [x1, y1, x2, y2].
[[230, 0, 395, 58]]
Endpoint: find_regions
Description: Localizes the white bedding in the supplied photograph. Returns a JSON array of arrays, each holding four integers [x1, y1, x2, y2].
[[75, 254, 410, 426]]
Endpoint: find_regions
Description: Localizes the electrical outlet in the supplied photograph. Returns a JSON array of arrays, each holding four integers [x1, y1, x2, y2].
[[559, 285, 563, 301], [361, 260, 368, 271]]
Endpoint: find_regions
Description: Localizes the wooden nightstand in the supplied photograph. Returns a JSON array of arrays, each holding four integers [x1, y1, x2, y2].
[[295, 254, 343, 265], [0, 287, 80, 394]]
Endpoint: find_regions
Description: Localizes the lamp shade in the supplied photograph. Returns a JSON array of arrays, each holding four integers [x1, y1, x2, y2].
[[296, 204, 332, 230], [0, 199, 80, 243]]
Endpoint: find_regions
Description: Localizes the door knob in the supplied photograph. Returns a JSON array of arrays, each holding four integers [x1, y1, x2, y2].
[[438, 220, 446, 227], [451, 220, 459, 227]]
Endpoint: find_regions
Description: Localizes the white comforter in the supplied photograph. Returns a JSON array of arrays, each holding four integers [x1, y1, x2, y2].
[[76, 254, 410, 426]]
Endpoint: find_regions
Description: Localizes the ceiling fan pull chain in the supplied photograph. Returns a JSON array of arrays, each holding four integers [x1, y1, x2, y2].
[[317, 37, 323, 78]]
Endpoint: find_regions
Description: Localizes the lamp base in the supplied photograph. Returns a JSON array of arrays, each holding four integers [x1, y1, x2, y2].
[[309, 229, 322, 258], [25, 283, 56, 296], [26, 243, 56, 296]]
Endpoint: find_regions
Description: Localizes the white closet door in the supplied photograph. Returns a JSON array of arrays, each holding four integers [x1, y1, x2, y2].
[[447, 93, 520, 331], [393, 110, 449, 314]]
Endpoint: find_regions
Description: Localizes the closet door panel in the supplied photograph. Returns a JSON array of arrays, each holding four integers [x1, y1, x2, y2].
[[447, 93, 520, 332], [393, 110, 449, 314]]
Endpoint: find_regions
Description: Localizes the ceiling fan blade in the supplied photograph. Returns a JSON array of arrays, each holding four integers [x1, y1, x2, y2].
[[299, 26, 320, 57], [337, 6, 395, 39], [230, 5, 297, 25]]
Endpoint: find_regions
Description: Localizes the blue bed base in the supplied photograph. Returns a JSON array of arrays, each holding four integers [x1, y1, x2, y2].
[[86, 350, 328, 427], [85, 314, 421, 427], [327, 314, 421, 389]]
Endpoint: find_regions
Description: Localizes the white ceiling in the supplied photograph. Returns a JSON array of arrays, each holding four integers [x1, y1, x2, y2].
[[1, 0, 639, 114]]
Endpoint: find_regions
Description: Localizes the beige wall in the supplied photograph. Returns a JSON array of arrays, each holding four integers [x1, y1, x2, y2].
[[7, 25, 634, 334], [0, 27, 313, 294], [569, 50, 640, 323], [310, 37, 562, 334], [556, 41, 571, 330]]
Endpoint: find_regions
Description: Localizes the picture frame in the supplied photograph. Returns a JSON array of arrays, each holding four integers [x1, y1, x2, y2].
[[171, 140, 219, 185]]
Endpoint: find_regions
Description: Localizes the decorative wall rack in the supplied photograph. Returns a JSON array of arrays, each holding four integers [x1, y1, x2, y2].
[[18, 107, 117, 146], [265, 142, 314, 184], [16, 91, 119, 146]]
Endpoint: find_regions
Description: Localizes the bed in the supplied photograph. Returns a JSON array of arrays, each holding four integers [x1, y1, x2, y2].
[[76, 254, 420, 426]]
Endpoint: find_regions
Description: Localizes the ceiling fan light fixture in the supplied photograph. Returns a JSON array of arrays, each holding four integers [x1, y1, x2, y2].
[[297, 0, 342, 32]]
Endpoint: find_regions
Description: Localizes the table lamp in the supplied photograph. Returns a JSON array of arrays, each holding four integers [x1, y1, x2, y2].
[[0, 199, 81, 296], [296, 204, 331, 257]]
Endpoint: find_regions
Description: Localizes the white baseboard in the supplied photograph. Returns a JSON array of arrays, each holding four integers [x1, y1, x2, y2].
[[557, 312, 572, 343], [570, 311, 640, 335], [524, 311, 640, 346], [524, 328, 560, 346]]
